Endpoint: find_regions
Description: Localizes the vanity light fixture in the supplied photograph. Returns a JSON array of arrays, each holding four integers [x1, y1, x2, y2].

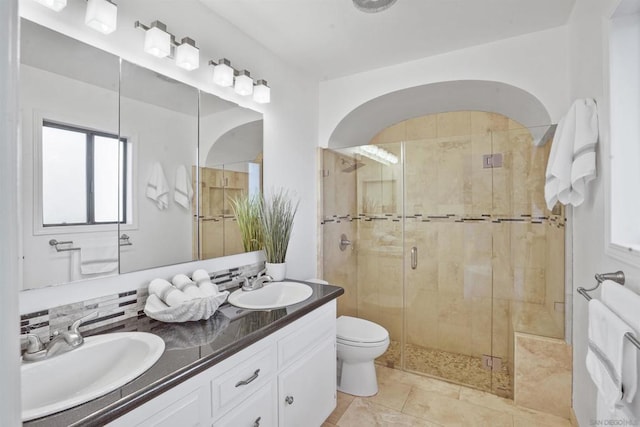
[[33, 0, 67, 12], [234, 70, 253, 96], [84, 0, 117, 35], [135, 20, 172, 59], [253, 80, 271, 104], [175, 37, 200, 71], [209, 58, 234, 87]]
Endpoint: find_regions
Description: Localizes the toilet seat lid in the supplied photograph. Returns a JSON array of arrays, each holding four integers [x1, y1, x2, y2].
[[336, 316, 389, 344]]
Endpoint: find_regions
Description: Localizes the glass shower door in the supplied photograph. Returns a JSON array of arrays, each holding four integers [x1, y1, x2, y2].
[[402, 127, 494, 392]]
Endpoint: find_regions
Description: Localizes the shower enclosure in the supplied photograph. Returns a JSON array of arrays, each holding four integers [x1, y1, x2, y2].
[[321, 111, 565, 398]]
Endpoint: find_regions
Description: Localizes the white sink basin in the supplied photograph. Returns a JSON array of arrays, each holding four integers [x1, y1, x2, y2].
[[21, 331, 165, 421], [228, 281, 313, 309]]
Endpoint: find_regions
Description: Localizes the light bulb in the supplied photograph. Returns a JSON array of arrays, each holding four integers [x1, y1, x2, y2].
[[234, 70, 253, 96], [85, 0, 117, 35]]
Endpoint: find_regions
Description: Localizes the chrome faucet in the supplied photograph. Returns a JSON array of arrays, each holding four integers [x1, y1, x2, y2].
[[22, 312, 98, 362], [241, 268, 273, 291]]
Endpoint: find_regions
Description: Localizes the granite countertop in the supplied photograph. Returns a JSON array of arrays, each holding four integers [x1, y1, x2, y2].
[[25, 281, 344, 427]]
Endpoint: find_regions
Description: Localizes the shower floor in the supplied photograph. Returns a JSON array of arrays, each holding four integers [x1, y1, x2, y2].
[[376, 340, 513, 399]]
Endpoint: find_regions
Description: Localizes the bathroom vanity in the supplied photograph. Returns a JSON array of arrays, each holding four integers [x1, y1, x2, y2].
[[24, 282, 343, 427]]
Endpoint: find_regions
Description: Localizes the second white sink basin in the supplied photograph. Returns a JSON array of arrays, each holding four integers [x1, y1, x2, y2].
[[228, 281, 313, 309], [21, 331, 165, 421]]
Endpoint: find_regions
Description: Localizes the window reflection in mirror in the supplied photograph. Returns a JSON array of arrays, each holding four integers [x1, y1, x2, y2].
[[42, 121, 130, 226], [20, 19, 120, 289]]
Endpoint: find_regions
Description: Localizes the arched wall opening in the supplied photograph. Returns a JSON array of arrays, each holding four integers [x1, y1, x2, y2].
[[327, 80, 553, 149]]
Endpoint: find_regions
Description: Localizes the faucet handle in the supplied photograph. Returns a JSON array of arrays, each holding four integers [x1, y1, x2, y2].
[[22, 334, 45, 354], [69, 311, 99, 334]]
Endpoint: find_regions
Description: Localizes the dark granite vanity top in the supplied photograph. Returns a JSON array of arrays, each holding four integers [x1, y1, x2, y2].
[[24, 281, 343, 427]]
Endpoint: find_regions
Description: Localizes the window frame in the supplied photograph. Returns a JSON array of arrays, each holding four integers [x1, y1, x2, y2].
[[41, 120, 128, 227], [605, 1, 640, 266], [32, 110, 136, 236]]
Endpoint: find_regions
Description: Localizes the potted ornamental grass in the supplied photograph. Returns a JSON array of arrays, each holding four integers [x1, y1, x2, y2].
[[260, 189, 299, 280], [229, 192, 264, 253]]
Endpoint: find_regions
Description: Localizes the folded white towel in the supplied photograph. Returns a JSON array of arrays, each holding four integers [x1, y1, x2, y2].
[[146, 162, 170, 210], [80, 243, 118, 275], [148, 278, 191, 307], [545, 98, 598, 210], [174, 165, 193, 209], [586, 299, 634, 410], [601, 281, 640, 403]]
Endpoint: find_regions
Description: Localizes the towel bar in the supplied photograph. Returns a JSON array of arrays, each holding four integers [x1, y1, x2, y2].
[[49, 239, 81, 252], [578, 271, 640, 351], [119, 234, 133, 247]]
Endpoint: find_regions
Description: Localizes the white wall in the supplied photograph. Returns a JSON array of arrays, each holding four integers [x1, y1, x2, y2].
[[567, 0, 640, 424], [118, 95, 197, 273], [0, 0, 21, 424], [319, 26, 571, 147], [18, 0, 319, 301]]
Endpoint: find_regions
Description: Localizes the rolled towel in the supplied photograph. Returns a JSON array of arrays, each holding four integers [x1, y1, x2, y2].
[[191, 269, 210, 283], [198, 280, 219, 297], [172, 274, 205, 299], [148, 278, 191, 307]]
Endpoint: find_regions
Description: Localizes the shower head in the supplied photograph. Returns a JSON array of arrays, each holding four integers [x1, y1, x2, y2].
[[341, 158, 365, 173]]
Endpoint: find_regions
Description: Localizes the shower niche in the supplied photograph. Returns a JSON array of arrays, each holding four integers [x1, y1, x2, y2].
[[321, 111, 564, 399]]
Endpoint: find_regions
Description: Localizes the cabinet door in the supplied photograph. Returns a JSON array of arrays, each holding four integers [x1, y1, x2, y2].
[[278, 335, 336, 427]]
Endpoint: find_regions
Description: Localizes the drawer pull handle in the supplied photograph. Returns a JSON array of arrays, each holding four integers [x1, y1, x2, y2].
[[235, 369, 260, 387], [285, 395, 294, 405], [253, 416, 261, 427]]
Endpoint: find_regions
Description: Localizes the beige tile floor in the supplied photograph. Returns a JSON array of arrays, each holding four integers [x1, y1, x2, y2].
[[323, 365, 572, 427]]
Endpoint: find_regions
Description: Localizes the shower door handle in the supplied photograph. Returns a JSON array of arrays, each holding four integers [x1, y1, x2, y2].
[[411, 247, 418, 270]]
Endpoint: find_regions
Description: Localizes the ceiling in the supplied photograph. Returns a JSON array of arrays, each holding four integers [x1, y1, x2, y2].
[[199, 0, 576, 80]]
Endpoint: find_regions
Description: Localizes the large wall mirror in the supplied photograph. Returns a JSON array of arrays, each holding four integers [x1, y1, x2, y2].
[[20, 19, 263, 290]]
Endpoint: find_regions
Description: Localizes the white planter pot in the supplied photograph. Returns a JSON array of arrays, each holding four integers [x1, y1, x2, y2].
[[265, 262, 286, 281]]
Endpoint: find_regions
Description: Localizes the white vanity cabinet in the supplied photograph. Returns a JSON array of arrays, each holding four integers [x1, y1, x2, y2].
[[108, 301, 336, 427]]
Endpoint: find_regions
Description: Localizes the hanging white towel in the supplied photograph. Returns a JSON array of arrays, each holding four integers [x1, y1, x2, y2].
[[146, 162, 170, 210], [586, 299, 635, 411], [80, 242, 118, 275], [545, 98, 598, 210], [174, 165, 193, 209], [601, 280, 640, 403]]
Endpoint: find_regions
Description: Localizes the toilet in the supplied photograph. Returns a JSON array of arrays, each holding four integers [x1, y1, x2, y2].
[[336, 315, 390, 396], [306, 279, 390, 397]]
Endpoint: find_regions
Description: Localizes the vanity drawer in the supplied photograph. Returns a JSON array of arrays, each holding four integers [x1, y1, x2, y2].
[[277, 303, 336, 368], [211, 345, 277, 414], [212, 381, 277, 427]]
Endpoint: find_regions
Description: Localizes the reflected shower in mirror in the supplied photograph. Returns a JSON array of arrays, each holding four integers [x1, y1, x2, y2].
[[198, 91, 263, 259], [20, 19, 120, 290], [118, 60, 199, 273]]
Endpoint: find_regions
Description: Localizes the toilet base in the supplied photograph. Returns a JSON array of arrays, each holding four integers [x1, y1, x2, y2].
[[337, 359, 379, 397]]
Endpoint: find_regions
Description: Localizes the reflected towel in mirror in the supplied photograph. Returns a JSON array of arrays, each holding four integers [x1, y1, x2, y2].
[[80, 242, 118, 275], [146, 162, 170, 210], [174, 165, 193, 209]]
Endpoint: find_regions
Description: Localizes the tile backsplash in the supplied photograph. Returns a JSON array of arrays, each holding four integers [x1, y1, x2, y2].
[[19, 261, 264, 347]]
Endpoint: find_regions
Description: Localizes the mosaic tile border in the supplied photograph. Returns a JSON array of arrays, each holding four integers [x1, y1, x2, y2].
[[19, 261, 265, 348], [321, 213, 565, 227]]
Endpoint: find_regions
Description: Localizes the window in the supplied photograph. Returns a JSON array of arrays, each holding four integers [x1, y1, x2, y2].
[[41, 121, 129, 226], [608, 0, 640, 263]]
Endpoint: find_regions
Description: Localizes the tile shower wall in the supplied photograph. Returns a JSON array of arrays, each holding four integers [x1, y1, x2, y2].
[[322, 111, 565, 398]]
